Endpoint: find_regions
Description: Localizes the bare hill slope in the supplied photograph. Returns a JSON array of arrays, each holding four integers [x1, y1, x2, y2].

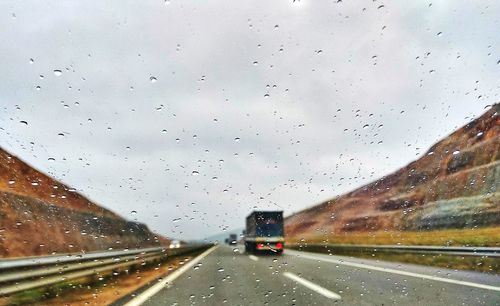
[[0, 148, 169, 258], [285, 104, 499, 245]]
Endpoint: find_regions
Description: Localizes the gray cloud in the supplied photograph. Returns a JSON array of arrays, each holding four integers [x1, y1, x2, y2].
[[1, 0, 499, 239]]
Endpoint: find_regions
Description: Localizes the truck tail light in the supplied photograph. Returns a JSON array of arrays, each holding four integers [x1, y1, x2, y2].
[[276, 242, 283, 249], [257, 243, 264, 249]]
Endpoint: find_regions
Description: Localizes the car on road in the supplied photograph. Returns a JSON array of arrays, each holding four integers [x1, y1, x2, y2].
[[228, 234, 238, 245], [169, 240, 181, 249]]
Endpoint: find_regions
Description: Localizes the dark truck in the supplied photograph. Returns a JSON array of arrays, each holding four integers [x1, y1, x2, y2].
[[244, 211, 284, 254]]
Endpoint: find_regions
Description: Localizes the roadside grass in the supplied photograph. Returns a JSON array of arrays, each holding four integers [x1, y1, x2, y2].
[[287, 227, 500, 247], [3, 276, 96, 306]]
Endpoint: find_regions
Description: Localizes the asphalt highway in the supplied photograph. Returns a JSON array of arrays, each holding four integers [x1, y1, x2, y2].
[[130, 245, 499, 305]]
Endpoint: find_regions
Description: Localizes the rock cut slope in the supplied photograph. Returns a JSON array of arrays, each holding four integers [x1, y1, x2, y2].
[[0, 148, 169, 258], [285, 104, 499, 243]]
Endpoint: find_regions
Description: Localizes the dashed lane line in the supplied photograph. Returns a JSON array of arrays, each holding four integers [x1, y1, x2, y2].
[[283, 272, 341, 300], [248, 255, 259, 261]]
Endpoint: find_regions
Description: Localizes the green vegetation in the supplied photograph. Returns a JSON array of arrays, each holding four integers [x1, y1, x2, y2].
[[7, 277, 93, 305], [287, 227, 500, 247]]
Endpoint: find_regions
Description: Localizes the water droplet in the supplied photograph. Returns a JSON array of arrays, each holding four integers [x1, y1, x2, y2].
[[29, 58, 34, 64], [192, 171, 199, 176], [452, 150, 460, 155], [53, 70, 62, 76], [362, 124, 369, 129], [234, 137, 240, 142], [48, 157, 55, 162], [19, 120, 28, 125], [150, 76, 157, 83], [437, 31, 443, 37], [253, 61, 258, 66], [217, 267, 225, 272], [35, 86, 41, 91], [130, 210, 137, 215]]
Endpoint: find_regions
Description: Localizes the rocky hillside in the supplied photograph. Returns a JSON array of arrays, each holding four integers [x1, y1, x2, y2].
[[285, 104, 499, 243], [0, 148, 169, 258]]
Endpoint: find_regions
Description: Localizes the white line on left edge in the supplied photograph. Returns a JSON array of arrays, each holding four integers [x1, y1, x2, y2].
[[283, 272, 341, 300], [124, 245, 218, 306], [249, 255, 259, 261]]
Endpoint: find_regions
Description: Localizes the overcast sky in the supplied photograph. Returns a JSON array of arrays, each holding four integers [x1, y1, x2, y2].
[[0, 0, 499, 240]]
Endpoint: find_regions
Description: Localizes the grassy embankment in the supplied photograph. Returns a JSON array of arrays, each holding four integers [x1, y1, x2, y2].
[[287, 227, 500, 247], [287, 227, 500, 273]]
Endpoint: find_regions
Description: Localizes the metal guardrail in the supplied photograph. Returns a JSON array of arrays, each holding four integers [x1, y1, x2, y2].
[[0, 244, 211, 296], [287, 244, 500, 258]]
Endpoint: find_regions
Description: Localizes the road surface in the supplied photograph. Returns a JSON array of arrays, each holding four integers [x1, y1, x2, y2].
[[131, 245, 499, 305]]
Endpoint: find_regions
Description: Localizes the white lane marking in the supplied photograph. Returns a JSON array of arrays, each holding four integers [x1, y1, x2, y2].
[[286, 250, 500, 292], [283, 272, 341, 300], [249, 255, 259, 261], [125, 245, 218, 306]]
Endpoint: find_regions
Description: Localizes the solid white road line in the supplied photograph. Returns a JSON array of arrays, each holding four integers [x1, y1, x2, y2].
[[283, 272, 342, 300], [287, 250, 500, 292], [124, 245, 218, 306], [249, 255, 259, 261]]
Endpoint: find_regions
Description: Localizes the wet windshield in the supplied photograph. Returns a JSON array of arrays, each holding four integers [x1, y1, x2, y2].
[[0, 1, 498, 305]]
